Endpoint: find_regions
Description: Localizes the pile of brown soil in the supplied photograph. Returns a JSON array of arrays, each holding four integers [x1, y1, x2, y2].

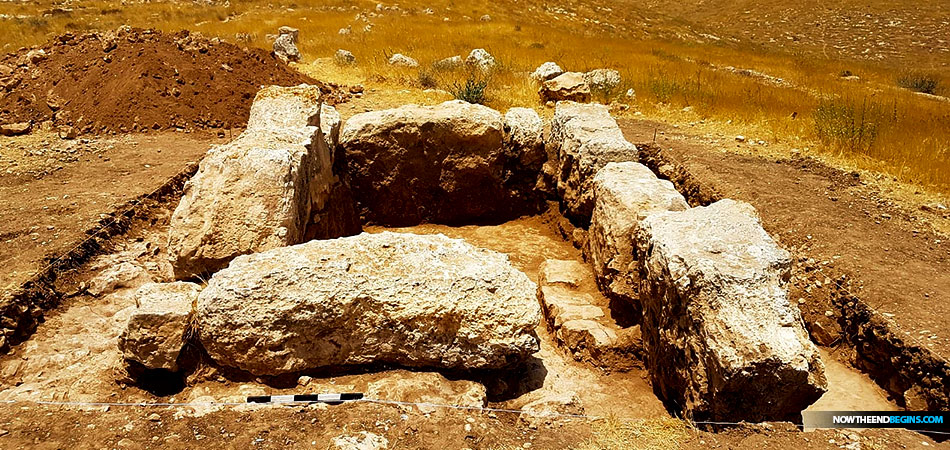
[[0, 27, 344, 135]]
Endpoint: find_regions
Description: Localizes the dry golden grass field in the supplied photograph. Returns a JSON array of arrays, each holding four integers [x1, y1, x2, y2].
[[2, 0, 949, 195]]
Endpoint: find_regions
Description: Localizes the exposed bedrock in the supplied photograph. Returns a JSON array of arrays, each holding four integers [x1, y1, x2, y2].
[[196, 232, 541, 376], [340, 101, 545, 227], [168, 85, 359, 279], [550, 102, 638, 225], [588, 162, 688, 318], [635, 199, 827, 422]]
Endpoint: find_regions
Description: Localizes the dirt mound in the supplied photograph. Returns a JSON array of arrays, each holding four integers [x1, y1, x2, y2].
[[0, 27, 344, 135]]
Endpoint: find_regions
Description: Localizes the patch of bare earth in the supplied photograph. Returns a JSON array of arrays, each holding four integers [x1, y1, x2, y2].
[[0, 131, 221, 293]]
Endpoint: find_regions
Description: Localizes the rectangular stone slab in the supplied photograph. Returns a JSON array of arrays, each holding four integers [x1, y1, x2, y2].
[[588, 161, 688, 317], [635, 199, 827, 422]]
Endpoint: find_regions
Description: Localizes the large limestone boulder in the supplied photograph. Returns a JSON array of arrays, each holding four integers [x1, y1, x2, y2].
[[272, 26, 301, 63], [588, 162, 688, 315], [168, 85, 359, 279], [551, 102, 638, 223], [197, 232, 541, 376], [540, 72, 590, 104], [503, 107, 546, 201], [341, 101, 542, 226], [635, 199, 827, 422], [118, 282, 200, 371]]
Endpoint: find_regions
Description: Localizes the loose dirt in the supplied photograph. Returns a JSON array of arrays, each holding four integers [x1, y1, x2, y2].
[[0, 28, 339, 135]]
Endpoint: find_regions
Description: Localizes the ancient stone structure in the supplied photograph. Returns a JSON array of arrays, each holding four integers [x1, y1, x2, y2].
[[537, 259, 642, 371], [550, 102, 638, 224], [539, 72, 591, 103], [635, 199, 827, 422], [119, 282, 200, 371]]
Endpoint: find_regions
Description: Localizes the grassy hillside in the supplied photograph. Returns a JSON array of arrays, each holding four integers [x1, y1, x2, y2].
[[2, 0, 949, 194]]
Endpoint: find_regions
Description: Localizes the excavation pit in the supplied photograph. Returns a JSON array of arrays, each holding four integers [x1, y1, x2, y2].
[[0, 89, 921, 442]]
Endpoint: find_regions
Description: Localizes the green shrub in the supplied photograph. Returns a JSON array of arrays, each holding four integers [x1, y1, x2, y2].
[[897, 72, 941, 95], [647, 77, 680, 103], [450, 77, 489, 104], [417, 70, 438, 88], [814, 97, 886, 152]]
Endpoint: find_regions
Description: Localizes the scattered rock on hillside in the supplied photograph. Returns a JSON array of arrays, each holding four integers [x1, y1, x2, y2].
[[118, 282, 200, 371], [335, 49, 356, 65], [168, 85, 358, 279], [272, 26, 301, 63], [0, 122, 31, 136], [589, 162, 687, 314], [341, 100, 544, 226], [551, 102, 637, 223], [635, 199, 827, 422], [530, 62, 563, 82], [196, 232, 541, 376], [433, 55, 462, 70], [480, 14, 492, 22], [539, 72, 591, 104], [388, 53, 419, 67], [366, 371, 487, 413], [466, 48, 496, 70]]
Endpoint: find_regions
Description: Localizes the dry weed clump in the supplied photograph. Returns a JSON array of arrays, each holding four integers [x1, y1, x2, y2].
[[580, 416, 690, 450]]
